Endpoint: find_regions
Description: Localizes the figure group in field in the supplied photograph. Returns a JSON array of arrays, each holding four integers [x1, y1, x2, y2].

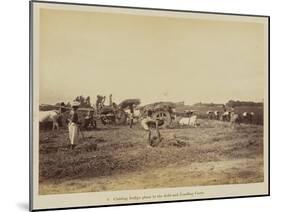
[[74, 95, 91, 107], [40, 94, 143, 148], [206, 105, 255, 125], [39, 96, 259, 150]]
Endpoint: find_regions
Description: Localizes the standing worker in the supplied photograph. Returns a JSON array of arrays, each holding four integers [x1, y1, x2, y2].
[[109, 94, 113, 106], [96, 95, 102, 112], [129, 104, 134, 128], [68, 101, 80, 149]]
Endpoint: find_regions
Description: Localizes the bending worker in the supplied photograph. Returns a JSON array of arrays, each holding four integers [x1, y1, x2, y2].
[[141, 110, 162, 147]]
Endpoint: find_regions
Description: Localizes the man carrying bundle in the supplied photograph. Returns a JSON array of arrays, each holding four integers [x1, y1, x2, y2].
[[141, 110, 162, 147], [128, 104, 134, 128]]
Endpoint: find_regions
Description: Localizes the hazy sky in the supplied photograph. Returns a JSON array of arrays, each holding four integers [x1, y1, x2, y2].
[[39, 7, 267, 105]]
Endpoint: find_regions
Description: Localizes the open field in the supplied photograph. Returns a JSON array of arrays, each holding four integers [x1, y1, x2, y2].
[[39, 119, 264, 195]]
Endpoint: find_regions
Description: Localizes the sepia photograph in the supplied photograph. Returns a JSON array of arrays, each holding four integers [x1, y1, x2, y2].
[[30, 1, 269, 210]]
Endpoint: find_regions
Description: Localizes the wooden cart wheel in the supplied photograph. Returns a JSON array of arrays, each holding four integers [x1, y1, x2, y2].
[[100, 115, 108, 125], [152, 110, 171, 128]]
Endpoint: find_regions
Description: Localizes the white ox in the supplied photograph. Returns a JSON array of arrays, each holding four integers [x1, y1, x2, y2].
[[242, 112, 254, 124], [179, 115, 198, 127], [39, 110, 61, 130], [221, 111, 231, 121]]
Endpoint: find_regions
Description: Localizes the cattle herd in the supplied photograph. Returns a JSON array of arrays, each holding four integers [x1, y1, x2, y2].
[[206, 110, 255, 125]]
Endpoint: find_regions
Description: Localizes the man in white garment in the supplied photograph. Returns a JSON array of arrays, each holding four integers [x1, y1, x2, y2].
[[68, 101, 80, 149]]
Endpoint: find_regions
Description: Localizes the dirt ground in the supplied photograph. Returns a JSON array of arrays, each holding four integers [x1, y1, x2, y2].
[[39, 119, 264, 195]]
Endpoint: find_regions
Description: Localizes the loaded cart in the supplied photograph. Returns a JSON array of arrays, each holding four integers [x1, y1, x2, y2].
[[98, 98, 141, 126], [139, 102, 176, 128]]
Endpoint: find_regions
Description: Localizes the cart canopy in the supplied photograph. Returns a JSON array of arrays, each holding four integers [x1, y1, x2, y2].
[[119, 99, 141, 109]]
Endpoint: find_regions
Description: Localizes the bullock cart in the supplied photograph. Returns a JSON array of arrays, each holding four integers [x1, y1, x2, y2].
[[139, 102, 176, 129]]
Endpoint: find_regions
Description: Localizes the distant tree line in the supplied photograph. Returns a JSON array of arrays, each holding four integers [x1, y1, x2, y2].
[[225, 100, 263, 107], [192, 102, 224, 107], [192, 100, 263, 107]]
